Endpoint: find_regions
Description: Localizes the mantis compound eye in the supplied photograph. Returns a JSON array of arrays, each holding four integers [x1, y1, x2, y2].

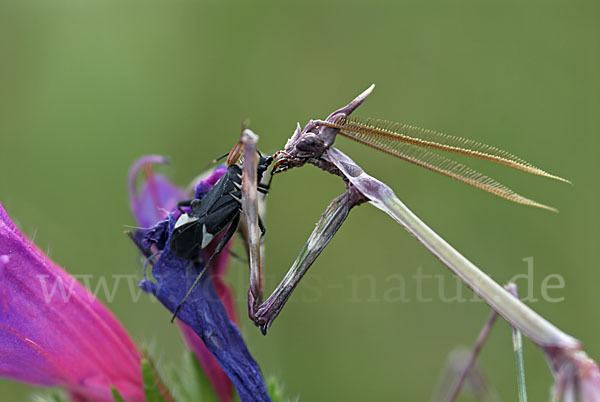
[[295, 133, 325, 155]]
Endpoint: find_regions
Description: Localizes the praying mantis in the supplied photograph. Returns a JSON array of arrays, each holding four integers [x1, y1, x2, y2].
[[233, 84, 568, 334], [131, 85, 581, 402]]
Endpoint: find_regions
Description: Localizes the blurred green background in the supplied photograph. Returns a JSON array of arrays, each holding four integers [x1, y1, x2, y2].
[[0, 0, 598, 400]]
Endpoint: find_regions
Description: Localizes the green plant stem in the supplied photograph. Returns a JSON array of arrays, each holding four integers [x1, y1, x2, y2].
[[506, 283, 528, 402]]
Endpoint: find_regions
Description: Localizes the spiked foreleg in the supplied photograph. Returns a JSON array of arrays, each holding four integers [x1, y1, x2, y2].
[[239, 129, 265, 321], [251, 188, 366, 334]]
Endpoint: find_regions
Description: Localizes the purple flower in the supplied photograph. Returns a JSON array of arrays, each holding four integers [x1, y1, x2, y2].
[[128, 156, 269, 402], [0, 203, 144, 401], [176, 230, 239, 402], [128, 155, 188, 228]]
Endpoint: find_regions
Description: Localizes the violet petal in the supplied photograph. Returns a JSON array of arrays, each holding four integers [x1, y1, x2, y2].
[[139, 244, 270, 402], [195, 165, 227, 199], [128, 155, 188, 228]]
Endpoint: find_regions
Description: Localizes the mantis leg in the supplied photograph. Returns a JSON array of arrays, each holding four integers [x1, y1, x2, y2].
[[251, 189, 364, 334], [239, 128, 367, 334], [239, 129, 265, 319]]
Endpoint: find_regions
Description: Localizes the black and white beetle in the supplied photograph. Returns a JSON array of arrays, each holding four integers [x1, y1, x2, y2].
[[169, 140, 273, 320]]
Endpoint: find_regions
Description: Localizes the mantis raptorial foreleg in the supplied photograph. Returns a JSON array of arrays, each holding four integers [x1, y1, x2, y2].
[[240, 130, 265, 320], [240, 132, 367, 333]]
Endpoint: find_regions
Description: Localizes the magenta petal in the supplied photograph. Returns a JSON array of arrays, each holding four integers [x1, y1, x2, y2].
[[128, 155, 189, 228], [0, 204, 144, 401]]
